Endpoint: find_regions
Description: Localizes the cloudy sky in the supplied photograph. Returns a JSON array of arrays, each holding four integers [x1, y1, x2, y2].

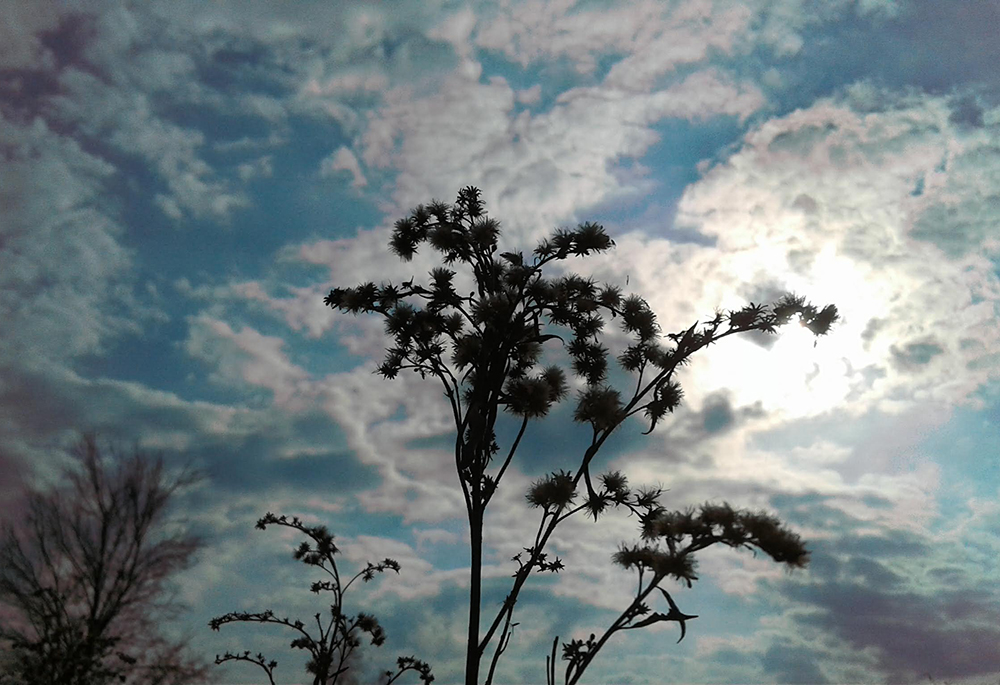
[[2, 1, 1000, 683]]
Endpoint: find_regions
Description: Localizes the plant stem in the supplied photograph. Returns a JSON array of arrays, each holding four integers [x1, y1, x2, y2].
[[466, 506, 483, 685]]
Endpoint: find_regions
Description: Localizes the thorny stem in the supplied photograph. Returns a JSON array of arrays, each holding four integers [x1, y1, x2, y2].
[[479, 430, 613, 657], [484, 598, 516, 685], [563, 574, 666, 685], [486, 416, 529, 506], [552, 532, 747, 685]]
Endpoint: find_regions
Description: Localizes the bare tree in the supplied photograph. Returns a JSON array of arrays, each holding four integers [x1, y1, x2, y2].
[[324, 186, 837, 684], [0, 434, 212, 685]]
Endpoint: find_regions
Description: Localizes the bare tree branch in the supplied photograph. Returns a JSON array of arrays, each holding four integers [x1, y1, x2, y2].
[[0, 433, 211, 685]]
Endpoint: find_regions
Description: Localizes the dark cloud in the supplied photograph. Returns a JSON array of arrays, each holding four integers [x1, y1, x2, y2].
[[769, 491, 831, 509], [697, 392, 767, 436], [785, 248, 816, 275], [791, 193, 818, 214], [502, 400, 648, 478], [788, 581, 1000, 682], [651, 390, 769, 447], [911, 195, 1000, 259], [711, 646, 755, 666], [760, 642, 830, 684], [0, 12, 92, 121], [925, 565, 967, 585], [735, 279, 807, 350], [834, 532, 930, 559], [860, 493, 893, 510], [889, 337, 945, 370], [803, 550, 842, 583], [767, 3, 1000, 117], [0, 446, 29, 524], [767, 123, 837, 156], [0, 368, 89, 443], [892, 3, 1000, 96], [764, 499, 1000, 683], [0, 363, 378, 515], [949, 94, 985, 129], [844, 556, 903, 590], [861, 317, 884, 347], [202, 426, 378, 496], [769, 493, 860, 532], [702, 397, 735, 434]]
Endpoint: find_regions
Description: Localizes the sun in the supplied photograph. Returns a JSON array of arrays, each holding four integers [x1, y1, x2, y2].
[[692, 313, 855, 420], [686, 241, 887, 419]]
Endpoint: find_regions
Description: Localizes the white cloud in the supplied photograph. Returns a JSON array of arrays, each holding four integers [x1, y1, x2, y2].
[[515, 84, 542, 105], [475, 0, 906, 77], [673, 90, 1000, 417], [181, 304, 467, 524], [340, 534, 464, 601], [184, 316, 311, 410], [0, 114, 139, 367], [264, 78, 1000, 673], [309, 365, 467, 524], [856, 0, 903, 18], [3, 4, 255, 224], [238, 93, 288, 123], [232, 223, 432, 344], [50, 67, 248, 221], [600, 4, 754, 91], [359, 65, 763, 245], [476, 0, 660, 72], [319, 146, 368, 188], [414, 528, 461, 547], [427, 6, 477, 60], [237, 154, 274, 181], [302, 69, 390, 98]]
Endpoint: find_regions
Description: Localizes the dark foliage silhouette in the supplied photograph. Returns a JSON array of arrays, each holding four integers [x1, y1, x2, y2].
[[210, 512, 433, 685], [324, 186, 838, 684], [0, 434, 210, 685]]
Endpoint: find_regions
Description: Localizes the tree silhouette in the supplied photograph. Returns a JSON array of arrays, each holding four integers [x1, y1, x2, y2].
[[324, 186, 839, 684], [0, 434, 210, 685], [210, 512, 433, 685]]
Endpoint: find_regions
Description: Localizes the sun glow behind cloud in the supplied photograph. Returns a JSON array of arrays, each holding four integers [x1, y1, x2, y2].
[[685, 241, 874, 420], [696, 318, 852, 419]]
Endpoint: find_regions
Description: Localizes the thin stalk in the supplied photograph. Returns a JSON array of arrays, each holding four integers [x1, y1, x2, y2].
[[465, 506, 483, 685], [566, 574, 664, 685]]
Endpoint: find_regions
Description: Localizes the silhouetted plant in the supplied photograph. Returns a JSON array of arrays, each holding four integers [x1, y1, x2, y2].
[[0, 433, 210, 685], [547, 499, 807, 685], [324, 186, 838, 684], [209, 512, 433, 685]]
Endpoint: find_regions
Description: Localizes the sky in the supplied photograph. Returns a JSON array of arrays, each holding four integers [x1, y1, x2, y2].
[[1, 1, 999, 683]]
